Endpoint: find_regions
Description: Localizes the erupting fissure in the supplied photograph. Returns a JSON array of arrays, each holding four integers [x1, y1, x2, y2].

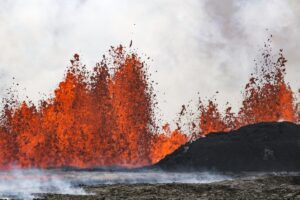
[[0, 39, 299, 169]]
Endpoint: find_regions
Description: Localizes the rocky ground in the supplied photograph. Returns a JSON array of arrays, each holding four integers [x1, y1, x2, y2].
[[40, 175, 300, 200]]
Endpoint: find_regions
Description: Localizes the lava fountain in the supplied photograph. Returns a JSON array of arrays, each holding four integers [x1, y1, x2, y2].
[[0, 46, 187, 169], [0, 38, 299, 169]]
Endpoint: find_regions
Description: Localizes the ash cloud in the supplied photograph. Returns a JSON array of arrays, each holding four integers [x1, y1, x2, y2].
[[0, 0, 299, 125]]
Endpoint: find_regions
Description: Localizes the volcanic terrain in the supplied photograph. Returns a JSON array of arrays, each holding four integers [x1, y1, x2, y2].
[[156, 121, 300, 172], [42, 174, 300, 200]]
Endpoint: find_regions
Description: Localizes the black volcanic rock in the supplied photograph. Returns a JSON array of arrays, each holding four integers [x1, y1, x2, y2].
[[155, 122, 300, 172]]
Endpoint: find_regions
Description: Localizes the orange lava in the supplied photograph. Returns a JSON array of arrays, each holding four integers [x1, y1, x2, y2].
[[198, 39, 299, 135], [150, 124, 188, 163], [0, 39, 299, 169], [0, 46, 187, 169]]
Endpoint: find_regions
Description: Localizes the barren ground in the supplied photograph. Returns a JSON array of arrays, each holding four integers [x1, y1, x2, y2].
[[41, 175, 300, 200]]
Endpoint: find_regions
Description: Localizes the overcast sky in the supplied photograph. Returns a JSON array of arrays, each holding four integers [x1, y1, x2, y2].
[[0, 0, 299, 124]]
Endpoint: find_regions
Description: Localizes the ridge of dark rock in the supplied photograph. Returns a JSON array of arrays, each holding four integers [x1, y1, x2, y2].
[[155, 121, 300, 172]]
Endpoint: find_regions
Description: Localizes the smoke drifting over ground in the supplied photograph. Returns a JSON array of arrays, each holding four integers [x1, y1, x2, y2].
[[0, 169, 231, 199], [0, 0, 299, 124], [0, 169, 86, 199]]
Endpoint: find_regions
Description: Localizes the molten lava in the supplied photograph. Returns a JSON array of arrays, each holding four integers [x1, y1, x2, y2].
[[197, 39, 299, 135], [0, 46, 187, 169], [150, 124, 188, 163], [0, 39, 299, 169]]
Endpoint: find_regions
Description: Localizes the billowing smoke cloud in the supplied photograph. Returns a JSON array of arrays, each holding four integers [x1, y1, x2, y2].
[[0, 0, 299, 125]]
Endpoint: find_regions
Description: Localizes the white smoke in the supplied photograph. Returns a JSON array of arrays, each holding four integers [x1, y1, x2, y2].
[[0, 169, 231, 199], [0, 169, 87, 200], [0, 0, 299, 126], [63, 170, 232, 185]]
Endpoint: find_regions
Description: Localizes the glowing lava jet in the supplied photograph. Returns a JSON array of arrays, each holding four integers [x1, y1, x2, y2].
[[0, 46, 187, 169], [198, 39, 299, 135], [0, 39, 299, 169]]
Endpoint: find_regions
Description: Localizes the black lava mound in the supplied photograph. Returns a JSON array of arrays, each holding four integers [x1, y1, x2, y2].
[[155, 122, 300, 172]]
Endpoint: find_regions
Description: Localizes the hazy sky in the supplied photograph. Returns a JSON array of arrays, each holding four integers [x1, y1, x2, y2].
[[0, 0, 299, 124]]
